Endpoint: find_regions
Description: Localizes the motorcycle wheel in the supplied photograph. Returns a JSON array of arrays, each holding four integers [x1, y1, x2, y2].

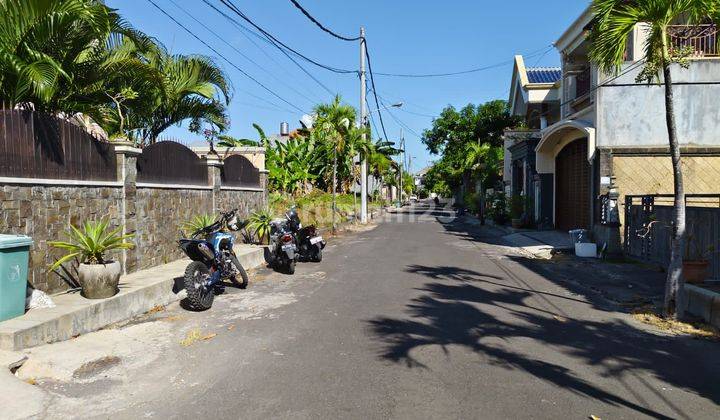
[[313, 246, 323, 262], [287, 259, 296, 275], [184, 261, 214, 310], [229, 254, 249, 289]]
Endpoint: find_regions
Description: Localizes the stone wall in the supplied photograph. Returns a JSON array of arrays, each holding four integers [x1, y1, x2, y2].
[[132, 187, 213, 271], [1, 146, 267, 295], [0, 184, 122, 293]]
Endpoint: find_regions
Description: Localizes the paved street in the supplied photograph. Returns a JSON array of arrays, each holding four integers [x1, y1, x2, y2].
[[31, 202, 720, 419]]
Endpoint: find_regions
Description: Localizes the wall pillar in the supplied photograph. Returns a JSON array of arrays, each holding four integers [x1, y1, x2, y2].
[[114, 142, 142, 274], [205, 155, 223, 214]]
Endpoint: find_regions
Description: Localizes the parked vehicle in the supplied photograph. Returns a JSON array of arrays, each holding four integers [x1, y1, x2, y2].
[[296, 225, 325, 262], [410, 195, 418, 202], [268, 210, 299, 274], [179, 209, 249, 310]]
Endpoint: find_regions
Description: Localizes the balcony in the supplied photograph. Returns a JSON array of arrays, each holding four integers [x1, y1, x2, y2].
[[668, 24, 718, 57]]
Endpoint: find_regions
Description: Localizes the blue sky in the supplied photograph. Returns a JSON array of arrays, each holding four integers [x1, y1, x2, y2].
[[107, 0, 589, 171]]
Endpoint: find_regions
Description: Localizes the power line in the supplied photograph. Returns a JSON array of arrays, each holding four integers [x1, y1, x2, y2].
[[374, 45, 553, 78], [288, 0, 361, 41], [167, 0, 317, 106], [363, 39, 389, 142], [146, 0, 307, 114], [201, 0, 337, 97], [218, 0, 357, 74]]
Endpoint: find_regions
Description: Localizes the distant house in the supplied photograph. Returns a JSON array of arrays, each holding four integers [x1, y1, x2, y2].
[[503, 55, 562, 226]]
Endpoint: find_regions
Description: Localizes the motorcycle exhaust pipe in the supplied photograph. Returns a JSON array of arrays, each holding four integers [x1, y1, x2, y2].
[[197, 242, 215, 260]]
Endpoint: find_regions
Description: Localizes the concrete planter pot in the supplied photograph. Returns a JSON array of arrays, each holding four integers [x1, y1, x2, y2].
[[78, 261, 122, 299], [683, 260, 710, 284]]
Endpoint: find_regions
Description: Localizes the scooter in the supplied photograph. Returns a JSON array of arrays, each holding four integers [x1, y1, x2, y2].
[[268, 213, 299, 274]]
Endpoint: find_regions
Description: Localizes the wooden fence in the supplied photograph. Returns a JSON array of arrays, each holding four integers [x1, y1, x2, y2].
[[0, 107, 116, 181], [221, 154, 260, 188], [624, 194, 720, 280], [137, 140, 208, 185]]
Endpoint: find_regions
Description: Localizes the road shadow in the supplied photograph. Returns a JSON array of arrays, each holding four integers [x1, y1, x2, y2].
[[367, 261, 720, 419]]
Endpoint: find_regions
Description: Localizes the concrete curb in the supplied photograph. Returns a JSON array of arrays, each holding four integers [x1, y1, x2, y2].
[[682, 284, 720, 328], [0, 245, 265, 351]]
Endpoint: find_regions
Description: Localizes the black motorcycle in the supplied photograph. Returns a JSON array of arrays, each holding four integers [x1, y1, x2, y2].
[[268, 212, 299, 274], [296, 224, 325, 262]]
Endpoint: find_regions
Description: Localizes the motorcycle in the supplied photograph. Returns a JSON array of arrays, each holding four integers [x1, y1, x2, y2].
[[178, 208, 249, 310], [268, 212, 299, 274], [293, 215, 325, 262]]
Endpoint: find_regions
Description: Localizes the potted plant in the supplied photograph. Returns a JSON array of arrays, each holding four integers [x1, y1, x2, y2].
[[683, 230, 716, 284], [509, 194, 524, 229], [49, 220, 134, 299]]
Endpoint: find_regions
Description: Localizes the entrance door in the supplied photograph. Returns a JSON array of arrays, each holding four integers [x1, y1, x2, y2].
[[555, 138, 590, 231]]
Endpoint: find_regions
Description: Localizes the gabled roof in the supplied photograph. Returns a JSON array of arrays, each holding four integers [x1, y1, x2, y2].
[[526, 67, 562, 84]]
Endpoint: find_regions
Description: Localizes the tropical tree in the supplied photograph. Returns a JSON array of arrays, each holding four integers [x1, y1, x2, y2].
[[313, 95, 356, 232], [588, 0, 719, 317], [131, 47, 230, 144], [0, 0, 154, 112]]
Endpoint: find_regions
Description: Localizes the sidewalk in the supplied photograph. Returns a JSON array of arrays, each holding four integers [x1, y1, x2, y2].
[[459, 216, 665, 308], [0, 244, 266, 351]]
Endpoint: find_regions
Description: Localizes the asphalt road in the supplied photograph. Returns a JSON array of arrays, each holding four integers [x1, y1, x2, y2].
[[39, 202, 720, 419]]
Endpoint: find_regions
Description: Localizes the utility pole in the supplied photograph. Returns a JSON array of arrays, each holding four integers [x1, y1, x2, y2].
[[397, 128, 404, 207], [359, 27, 369, 224]]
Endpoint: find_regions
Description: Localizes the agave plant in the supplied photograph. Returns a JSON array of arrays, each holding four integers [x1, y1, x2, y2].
[[48, 220, 134, 271], [247, 208, 273, 244], [182, 213, 217, 237]]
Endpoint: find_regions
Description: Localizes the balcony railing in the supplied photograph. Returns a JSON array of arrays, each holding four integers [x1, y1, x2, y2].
[[668, 24, 718, 57]]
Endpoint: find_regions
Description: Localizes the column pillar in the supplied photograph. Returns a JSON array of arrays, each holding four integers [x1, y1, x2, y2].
[[205, 155, 223, 214], [114, 141, 142, 274]]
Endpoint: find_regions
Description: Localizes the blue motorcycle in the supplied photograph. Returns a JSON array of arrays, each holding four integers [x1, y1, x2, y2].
[[178, 209, 249, 310]]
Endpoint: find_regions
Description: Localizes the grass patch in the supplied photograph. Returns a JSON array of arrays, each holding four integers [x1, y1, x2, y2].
[[631, 306, 719, 340]]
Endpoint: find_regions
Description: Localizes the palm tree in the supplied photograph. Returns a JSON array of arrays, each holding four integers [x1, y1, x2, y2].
[[465, 142, 503, 223], [313, 95, 356, 232], [0, 0, 154, 112], [588, 0, 719, 317], [133, 47, 230, 144]]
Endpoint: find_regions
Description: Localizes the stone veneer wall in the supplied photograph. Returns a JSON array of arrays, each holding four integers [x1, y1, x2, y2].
[[0, 184, 122, 293], [131, 188, 213, 271]]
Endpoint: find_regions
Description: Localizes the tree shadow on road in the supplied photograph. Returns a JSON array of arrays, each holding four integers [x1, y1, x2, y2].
[[367, 263, 720, 419]]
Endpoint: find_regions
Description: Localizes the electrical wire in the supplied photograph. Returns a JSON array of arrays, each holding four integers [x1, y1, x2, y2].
[[288, 0, 361, 41], [201, 0, 337, 97], [167, 0, 318, 106], [363, 39, 389, 142], [374, 45, 554, 78], [146, 0, 307, 114], [218, 0, 357, 74]]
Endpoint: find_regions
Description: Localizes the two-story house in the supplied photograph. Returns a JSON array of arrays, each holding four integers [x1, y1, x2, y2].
[[503, 55, 561, 226], [534, 6, 720, 247]]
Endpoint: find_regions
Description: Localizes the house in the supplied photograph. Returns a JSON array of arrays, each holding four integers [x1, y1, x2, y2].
[[503, 55, 562, 226], [531, 6, 720, 250]]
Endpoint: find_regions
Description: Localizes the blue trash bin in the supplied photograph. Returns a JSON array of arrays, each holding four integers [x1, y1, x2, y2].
[[0, 234, 33, 322]]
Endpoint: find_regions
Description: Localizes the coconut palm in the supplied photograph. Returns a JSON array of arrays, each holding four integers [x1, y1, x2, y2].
[[313, 95, 357, 232], [588, 0, 719, 317]]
